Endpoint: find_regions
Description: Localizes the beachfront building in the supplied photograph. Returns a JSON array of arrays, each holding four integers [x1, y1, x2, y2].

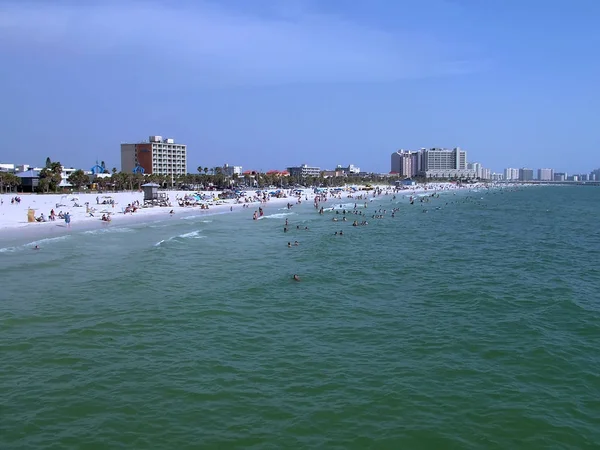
[[121, 136, 187, 178], [518, 168, 534, 181], [0, 163, 15, 173], [504, 168, 519, 181], [222, 164, 242, 177], [336, 164, 361, 174], [322, 169, 345, 178], [419, 147, 474, 179], [390, 150, 420, 177], [467, 162, 483, 179], [537, 168, 554, 181], [287, 164, 321, 178], [554, 172, 566, 181], [15, 169, 40, 192]]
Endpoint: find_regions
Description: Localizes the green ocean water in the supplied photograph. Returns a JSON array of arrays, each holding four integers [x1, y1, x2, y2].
[[1, 186, 599, 449]]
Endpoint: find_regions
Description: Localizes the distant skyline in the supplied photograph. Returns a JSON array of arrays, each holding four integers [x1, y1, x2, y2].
[[0, 0, 598, 173]]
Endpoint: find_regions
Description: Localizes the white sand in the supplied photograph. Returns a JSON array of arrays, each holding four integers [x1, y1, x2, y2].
[[0, 190, 293, 231]]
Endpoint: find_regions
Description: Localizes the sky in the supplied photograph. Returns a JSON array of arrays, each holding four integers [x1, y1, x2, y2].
[[0, 0, 598, 174]]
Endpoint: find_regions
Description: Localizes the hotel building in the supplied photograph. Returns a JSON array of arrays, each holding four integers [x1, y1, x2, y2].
[[391, 147, 475, 178], [287, 164, 321, 178], [518, 168, 534, 181], [537, 168, 554, 181], [121, 136, 187, 176], [504, 168, 519, 181], [391, 150, 420, 177], [419, 147, 474, 178]]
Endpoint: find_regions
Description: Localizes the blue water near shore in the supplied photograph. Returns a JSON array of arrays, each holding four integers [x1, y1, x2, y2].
[[1, 186, 600, 449]]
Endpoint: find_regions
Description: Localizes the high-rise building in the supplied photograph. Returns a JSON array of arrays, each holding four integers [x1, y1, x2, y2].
[[419, 147, 474, 178], [554, 172, 566, 181], [392, 147, 476, 178], [504, 168, 519, 180], [537, 168, 554, 181], [391, 150, 420, 177], [421, 147, 466, 170], [518, 168, 534, 181], [468, 162, 483, 179], [121, 136, 187, 177]]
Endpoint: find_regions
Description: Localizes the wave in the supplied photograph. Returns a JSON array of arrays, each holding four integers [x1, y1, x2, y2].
[[83, 227, 134, 235], [0, 234, 73, 253], [154, 230, 205, 247], [27, 235, 71, 247], [331, 203, 358, 210], [178, 230, 203, 239], [262, 213, 295, 219], [181, 215, 214, 222]]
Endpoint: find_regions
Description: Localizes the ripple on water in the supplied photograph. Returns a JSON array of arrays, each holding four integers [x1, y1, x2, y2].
[[1, 186, 600, 449]]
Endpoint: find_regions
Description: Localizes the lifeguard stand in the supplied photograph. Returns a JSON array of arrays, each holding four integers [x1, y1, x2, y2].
[[141, 183, 169, 206]]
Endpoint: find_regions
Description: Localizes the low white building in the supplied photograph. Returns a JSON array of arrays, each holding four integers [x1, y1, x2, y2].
[[287, 164, 321, 177], [222, 164, 243, 176], [0, 163, 15, 173]]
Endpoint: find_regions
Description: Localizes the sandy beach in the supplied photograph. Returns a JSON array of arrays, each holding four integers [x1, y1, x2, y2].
[[0, 183, 493, 243]]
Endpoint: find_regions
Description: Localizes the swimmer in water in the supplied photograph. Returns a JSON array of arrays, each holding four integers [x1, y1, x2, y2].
[[293, 274, 300, 281], [33, 245, 39, 250]]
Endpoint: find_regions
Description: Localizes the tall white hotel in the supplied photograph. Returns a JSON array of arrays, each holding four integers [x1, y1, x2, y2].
[[538, 168, 554, 181], [504, 168, 519, 180]]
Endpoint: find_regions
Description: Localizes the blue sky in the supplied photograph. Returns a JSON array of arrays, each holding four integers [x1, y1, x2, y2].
[[0, 0, 598, 173]]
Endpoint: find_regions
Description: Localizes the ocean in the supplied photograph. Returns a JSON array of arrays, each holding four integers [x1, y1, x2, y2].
[[1, 186, 599, 449]]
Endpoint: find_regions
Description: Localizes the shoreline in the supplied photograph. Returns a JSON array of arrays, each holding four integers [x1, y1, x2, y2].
[[0, 183, 512, 247]]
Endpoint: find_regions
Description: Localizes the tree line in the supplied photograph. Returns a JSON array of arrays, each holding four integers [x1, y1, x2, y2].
[[1, 158, 477, 194]]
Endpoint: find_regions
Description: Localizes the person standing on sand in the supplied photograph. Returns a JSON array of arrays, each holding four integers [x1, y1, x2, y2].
[[64, 212, 71, 228]]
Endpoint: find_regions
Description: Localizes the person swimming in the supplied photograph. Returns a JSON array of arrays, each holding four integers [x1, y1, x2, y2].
[[33, 245, 39, 250], [293, 274, 300, 281]]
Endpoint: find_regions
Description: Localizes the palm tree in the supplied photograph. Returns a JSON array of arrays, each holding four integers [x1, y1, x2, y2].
[[67, 169, 90, 190], [0, 173, 21, 193], [39, 161, 63, 192]]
